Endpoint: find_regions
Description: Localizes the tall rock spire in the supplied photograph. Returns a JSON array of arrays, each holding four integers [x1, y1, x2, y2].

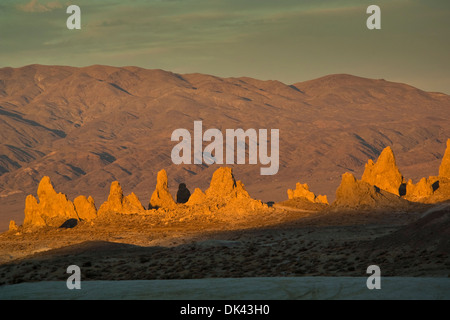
[[439, 139, 450, 179], [361, 146, 403, 196], [148, 169, 176, 209]]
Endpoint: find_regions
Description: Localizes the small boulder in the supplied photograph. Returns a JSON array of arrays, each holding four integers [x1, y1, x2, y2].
[[59, 218, 78, 229], [176, 183, 191, 204]]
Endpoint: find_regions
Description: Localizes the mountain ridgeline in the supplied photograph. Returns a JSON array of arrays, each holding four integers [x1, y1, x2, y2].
[[8, 140, 450, 230], [1, 65, 450, 230]]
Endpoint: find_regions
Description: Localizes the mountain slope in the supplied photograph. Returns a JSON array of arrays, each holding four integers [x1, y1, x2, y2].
[[0, 65, 449, 230]]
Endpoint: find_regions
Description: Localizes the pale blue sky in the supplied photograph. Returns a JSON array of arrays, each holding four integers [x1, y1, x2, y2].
[[0, 0, 449, 93]]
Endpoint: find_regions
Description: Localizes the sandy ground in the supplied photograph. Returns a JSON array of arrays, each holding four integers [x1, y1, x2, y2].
[[0, 202, 448, 289]]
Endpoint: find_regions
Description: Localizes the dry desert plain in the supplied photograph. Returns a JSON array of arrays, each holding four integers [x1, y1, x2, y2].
[[0, 66, 449, 288]]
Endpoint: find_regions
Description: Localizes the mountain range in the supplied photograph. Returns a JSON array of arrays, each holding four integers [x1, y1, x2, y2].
[[0, 64, 449, 231]]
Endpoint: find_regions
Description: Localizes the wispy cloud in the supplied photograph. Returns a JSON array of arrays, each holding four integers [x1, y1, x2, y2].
[[1, 0, 449, 93], [17, 0, 62, 13]]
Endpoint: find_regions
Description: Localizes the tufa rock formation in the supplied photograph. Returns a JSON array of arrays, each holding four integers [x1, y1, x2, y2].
[[20, 167, 267, 228], [205, 167, 266, 211], [186, 167, 266, 212], [361, 146, 404, 196], [205, 167, 250, 203], [287, 182, 329, 204], [316, 195, 328, 205], [19, 141, 449, 230], [333, 172, 406, 208], [74, 195, 97, 221], [405, 177, 436, 202], [433, 139, 450, 201], [186, 188, 207, 206], [9, 220, 18, 232], [176, 183, 191, 204], [439, 138, 450, 179], [148, 169, 176, 209], [24, 176, 79, 227], [98, 181, 145, 215], [24, 194, 45, 227], [403, 140, 450, 203]]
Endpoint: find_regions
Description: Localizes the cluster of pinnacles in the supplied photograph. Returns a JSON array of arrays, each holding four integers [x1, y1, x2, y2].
[[9, 139, 450, 230]]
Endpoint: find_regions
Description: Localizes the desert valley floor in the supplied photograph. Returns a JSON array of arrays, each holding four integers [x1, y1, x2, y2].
[[0, 66, 449, 297], [1, 200, 448, 286]]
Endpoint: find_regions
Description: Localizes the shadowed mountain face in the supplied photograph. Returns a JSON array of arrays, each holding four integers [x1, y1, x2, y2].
[[0, 65, 449, 230]]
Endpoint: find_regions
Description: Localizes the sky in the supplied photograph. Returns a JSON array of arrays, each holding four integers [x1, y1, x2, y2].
[[0, 0, 449, 93]]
